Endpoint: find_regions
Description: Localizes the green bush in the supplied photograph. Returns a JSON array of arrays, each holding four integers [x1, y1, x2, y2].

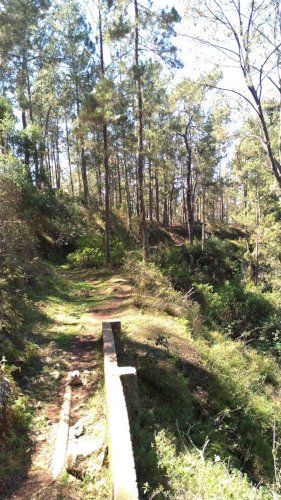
[[200, 333, 281, 481], [67, 233, 127, 268], [153, 430, 273, 499], [125, 260, 201, 329], [67, 233, 105, 268], [152, 237, 243, 291], [197, 281, 274, 338]]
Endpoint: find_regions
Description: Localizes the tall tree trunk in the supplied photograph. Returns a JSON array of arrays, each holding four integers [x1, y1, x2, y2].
[[201, 189, 206, 250], [46, 141, 52, 184], [80, 142, 89, 205], [116, 148, 122, 207], [169, 193, 173, 227], [181, 121, 194, 244], [97, 164, 103, 206], [55, 119, 61, 189], [26, 67, 40, 186], [124, 155, 132, 230], [99, 4, 111, 264], [65, 114, 74, 196], [148, 157, 153, 222], [51, 133, 56, 188], [182, 186, 187, 224], [254, 189, 261, 286], [22, 110, 31, 173], [155, 169, 160, 223], [75, 79, 89, 206], [148, 120, 153, 222], [246, 76, 281, 189], [163, 197, 168, 226], [134, 0, 149, 261]]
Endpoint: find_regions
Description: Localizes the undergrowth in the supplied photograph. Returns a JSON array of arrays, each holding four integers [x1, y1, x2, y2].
[[116, 261, 281, 499], [152, 238, 281, 355]]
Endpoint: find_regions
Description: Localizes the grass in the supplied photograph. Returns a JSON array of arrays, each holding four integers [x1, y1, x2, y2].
[[0, 264, 116, 498], [112, 265, 281, 499], [2, 260, 281, 499], [0, 394, 32, 491]]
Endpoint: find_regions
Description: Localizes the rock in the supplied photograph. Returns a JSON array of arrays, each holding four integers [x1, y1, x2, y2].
[[35, 434, 46, 442], [81, 370, 97, 387], [87, 447, 108, 475], [66, 439, 106, 479], [76, 435, 104, 457], [45, 357, 52, 364], [68, 370, 83, 386], [50, 370, 60, 380], [70, 419, 84, 438]]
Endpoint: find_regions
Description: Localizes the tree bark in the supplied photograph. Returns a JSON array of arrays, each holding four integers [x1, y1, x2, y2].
[[124, 152, 132, 230], [65, 114, 74, 196], [99, 3, 111, 264], [182, 122, 194, 244], [201, 189, 205, 250], [75, 78, 89, 206], [148, 157, 153, 222], [155, 169, 160, 223], [22, 110, 30, 172], [134, 0, 149, 261]]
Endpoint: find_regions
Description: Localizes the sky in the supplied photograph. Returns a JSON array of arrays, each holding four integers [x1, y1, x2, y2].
[[79, 0, 278, 116], [73, 0, 279, 177]]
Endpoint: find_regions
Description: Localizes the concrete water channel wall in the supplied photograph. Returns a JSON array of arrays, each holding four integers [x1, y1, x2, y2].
[[102, 319, 139, 500]]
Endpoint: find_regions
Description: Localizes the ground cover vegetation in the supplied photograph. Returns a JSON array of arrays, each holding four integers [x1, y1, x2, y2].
[[0, 0, 281, 498]]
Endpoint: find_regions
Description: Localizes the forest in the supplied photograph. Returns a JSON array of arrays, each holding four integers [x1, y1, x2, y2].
[[0, 0, 281, 498]]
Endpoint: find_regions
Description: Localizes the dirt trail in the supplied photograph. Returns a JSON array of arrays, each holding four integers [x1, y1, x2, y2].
[[10, 317, 101, 500], [6, 272, 132, 500]]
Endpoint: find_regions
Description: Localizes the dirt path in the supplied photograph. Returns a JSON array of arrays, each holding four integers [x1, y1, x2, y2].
[[5, 270, 132, 500]]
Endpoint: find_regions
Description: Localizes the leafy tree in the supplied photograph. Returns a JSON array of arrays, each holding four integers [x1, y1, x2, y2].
[[186, 0, 281, 189]]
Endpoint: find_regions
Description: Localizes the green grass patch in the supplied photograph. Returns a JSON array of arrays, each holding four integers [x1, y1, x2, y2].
[[115, 296, 281, 498]]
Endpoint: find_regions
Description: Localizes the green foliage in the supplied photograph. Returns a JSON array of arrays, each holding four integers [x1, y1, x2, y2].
[[153, 430, 273, 499], [120, 300, 281, 496], [0, 390, 32, 486], [125, 260, 201, 330], [153, 236, 242, 289], [198, 281, 274, 338], [107, 14, 131, 40], [67, 233, 105, 268], [197, 332, 281, 483], [10, 395, 32, 430], [153, 236, 281, 346], [68, 233, 127, 268], [0, 171, 90, 366]]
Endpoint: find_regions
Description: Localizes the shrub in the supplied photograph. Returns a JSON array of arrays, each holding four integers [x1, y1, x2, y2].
[[153, 430, 273, 499], [152, 237, 243, 291], [67, 234, 105, 268], [199, 333, 281, 481], [125, 260, 201, 331], [67, 233, 127, 268], [197, 281, 274, 338]]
